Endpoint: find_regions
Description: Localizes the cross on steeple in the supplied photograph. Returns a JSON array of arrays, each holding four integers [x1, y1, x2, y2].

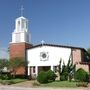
[[41, 40, 45, 45], [20, 5, 24, 16]]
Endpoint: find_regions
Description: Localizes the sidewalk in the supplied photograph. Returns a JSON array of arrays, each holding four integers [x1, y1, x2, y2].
[[0, 86, 89, 90]]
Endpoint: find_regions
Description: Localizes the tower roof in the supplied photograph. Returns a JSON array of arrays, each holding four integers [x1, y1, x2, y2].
[[16, 16, 27, 20]]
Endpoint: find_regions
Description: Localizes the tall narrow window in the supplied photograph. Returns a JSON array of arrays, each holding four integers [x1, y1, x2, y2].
[[21, 19, 25, 29], [17, 21, 20, 30]]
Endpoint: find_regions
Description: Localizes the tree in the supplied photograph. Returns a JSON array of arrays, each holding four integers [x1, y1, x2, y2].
[[87, 48, 90, 54], [58, 58, 76, 81], [9, 57, 25, 77], [58, 58, 62, 79], [66, 58, 76, 81], [0, 59, 9, 72], [0, 59, 10, 80]]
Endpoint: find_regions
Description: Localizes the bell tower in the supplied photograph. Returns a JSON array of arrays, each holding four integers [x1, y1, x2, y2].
[[12, 16, 31, 43], [9, 7, 32, 75]]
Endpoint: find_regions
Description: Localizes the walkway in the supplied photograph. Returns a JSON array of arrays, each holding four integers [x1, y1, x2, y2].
[[0, 86, 89, 90]]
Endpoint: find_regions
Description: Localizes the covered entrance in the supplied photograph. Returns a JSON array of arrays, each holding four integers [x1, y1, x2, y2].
[[38, 66, 50, 73], [28, 66, 52, 79]]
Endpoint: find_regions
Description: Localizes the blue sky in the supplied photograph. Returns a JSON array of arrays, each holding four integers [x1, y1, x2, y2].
[[0, 0, 90, 58]]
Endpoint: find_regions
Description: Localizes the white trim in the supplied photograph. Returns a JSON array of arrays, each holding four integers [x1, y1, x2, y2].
[[35, 66, 38, 76], [51, 66, 53, 71], [28, 66, 30, 76]]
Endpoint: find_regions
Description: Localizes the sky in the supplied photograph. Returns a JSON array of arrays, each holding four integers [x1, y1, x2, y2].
[[0, 0, 90, 58]]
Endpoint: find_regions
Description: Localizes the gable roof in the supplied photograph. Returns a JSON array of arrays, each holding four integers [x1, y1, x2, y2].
[[27, 43, 84, 50]]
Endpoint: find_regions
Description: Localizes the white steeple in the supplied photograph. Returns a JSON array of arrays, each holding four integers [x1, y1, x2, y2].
[[11, 7, 31, 43]]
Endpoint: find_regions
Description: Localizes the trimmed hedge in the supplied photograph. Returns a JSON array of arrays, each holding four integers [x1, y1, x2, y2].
[[37, 70, 56, 84], [75, 68, 89, 82], [37, 71, 48, 83], [47, 70, 57, 82]]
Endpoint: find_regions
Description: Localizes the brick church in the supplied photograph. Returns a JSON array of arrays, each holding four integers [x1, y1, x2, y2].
[[9, 14, 90, 79]]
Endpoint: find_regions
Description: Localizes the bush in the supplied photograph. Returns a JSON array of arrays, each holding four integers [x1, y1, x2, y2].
[[37, 70, 56, 84], [60, 75, 67, 81], [37, 71, 48, 84], [75, 68, 89, 82], [60, 71, 68, 81], [0, 73, 11, 80], [47, 70, 57, 82]]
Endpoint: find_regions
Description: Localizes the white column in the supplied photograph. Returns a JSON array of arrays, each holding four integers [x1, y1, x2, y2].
[[35, 66, 38, 77], [51, 66, 53, 71], [28, 66, 30, 76]]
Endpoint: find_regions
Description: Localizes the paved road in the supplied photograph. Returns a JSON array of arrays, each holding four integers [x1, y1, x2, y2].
[[0, 86, 90, 90]]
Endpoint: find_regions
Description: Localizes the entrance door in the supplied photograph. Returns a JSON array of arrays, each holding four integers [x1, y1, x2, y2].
[[38, 66, 50, 73]]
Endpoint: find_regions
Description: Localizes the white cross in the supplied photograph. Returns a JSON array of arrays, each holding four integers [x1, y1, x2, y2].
[[20, 5, 24, 16], [41, 40, 45, 45]]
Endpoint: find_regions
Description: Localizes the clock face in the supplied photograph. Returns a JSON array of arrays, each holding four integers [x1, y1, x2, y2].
[[40, 52, 49, 61]]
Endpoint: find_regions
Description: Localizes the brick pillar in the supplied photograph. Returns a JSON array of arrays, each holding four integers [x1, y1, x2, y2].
[[9, 42, 32, 75]]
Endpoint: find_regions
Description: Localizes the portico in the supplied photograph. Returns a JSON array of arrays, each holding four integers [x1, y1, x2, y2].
[[27, 65, 55, 79]]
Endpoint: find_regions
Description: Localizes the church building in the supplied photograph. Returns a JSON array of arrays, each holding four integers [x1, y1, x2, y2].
[[9, 13, 90, 79]]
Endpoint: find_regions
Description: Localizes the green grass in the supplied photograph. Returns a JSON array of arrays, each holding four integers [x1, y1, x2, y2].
[[41, 81, 77, 87], [0, 78, 26, 85]]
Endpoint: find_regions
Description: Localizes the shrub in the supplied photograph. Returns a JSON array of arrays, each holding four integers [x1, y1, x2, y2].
[[60, 75, 67, 81], [37, 71, 48, 84], [60, 72, 68, 81], [46, 70, 57, 82], [75, 68, 89, 82], [37, 70, 56, 84], [0, 74, 11, 80]]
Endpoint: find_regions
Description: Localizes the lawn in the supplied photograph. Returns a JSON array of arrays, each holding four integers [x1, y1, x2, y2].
[[40, 81, 77, 87], [0, 78, 27, 85]]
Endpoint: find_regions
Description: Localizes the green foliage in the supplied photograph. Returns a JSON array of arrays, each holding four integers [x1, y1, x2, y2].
[[41, 81, 77, 87], [60, 75, 67, 81], [60, 65, 68, 81], [0, 57, 26, 80], [87, 48, 90, 54], [37, 70, 56, 84], [9, 57, 25, 77], [0, 73, 11, 80], [0, 59, 9, 70], [58, 59, 62, 78], [0, 79, 26, 85], [58, 58, 76, 81], [47, 70, 57, 82], [37, 71, 48, 84], [75, 68, 89, 82], [10, 57, 25, 69]]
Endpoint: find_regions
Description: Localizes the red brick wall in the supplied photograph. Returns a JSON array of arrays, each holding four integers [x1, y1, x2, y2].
[[72, 49, 89, 72], [9, 42, 32, 75], [72, 49, 82, 64], [9, 43, 32, 59]]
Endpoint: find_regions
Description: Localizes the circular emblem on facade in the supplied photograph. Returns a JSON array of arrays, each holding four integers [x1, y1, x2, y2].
[[40, 52, 49, 61]]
